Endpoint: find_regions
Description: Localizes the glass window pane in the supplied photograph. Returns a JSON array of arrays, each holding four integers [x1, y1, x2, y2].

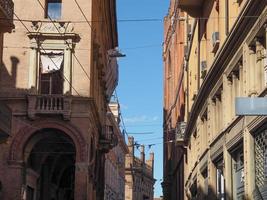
[[47, 1, 62, 20]]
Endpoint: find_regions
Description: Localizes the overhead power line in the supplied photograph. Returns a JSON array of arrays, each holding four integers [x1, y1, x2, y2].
[[0, 15, 263, 24]]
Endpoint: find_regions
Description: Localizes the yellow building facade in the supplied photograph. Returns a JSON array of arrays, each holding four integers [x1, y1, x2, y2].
[[164, 0, 267, 199]]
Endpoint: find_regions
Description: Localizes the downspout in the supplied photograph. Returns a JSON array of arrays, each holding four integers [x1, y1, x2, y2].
[[225, 0, 229, 35], [197, 18, 201, 90]]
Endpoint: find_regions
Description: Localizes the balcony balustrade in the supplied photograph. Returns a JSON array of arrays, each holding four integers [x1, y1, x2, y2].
[[0, 0, 14, 32], [99, 125, 118, 153], [27, 94, 72, 120]]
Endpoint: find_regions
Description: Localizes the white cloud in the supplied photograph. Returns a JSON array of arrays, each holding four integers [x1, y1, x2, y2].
[[120, 104, 128, 110], [124, 115, 159, 124]]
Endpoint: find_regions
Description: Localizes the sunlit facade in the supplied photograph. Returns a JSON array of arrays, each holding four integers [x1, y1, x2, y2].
[[164, 0, 267, 199]]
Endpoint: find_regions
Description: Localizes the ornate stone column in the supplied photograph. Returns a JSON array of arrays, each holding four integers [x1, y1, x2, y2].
[[28, 45, 38, 90], [64, 42, 72, 95]]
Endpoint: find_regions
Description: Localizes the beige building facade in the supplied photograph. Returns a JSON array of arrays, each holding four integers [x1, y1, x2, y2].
[[0, 0, 120, 199], [125, 137, 155, 200], [164, 0, 267, 199]]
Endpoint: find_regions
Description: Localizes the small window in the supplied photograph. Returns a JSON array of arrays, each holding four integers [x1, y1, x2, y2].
[[45, 0, 62, 20]]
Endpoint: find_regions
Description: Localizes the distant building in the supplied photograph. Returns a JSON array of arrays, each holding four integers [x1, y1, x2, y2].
[[125, 137, 155, 200], [104, 101, 128, 200]]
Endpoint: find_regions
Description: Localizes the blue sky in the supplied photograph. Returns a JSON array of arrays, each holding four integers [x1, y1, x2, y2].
[[116, 0, 169, 197]]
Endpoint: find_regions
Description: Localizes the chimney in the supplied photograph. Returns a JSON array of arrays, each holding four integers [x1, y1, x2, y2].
[[128, 136, 134, 156], [146, 152, 154, 176], [140, 145, 145, 163]]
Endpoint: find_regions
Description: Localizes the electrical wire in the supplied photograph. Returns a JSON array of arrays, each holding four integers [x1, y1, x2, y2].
[[0, 15, 263, 24]]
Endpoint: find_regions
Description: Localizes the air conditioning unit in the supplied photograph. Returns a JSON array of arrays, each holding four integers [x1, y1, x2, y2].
[[212, 32, 220, 53], [200, 61, 207, 79]]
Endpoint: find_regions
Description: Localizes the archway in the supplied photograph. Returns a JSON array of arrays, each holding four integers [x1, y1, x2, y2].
[[24, 128, 76, 200]]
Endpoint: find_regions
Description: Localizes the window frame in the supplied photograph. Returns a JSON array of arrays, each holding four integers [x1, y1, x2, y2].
[[45, 0, 62, 20]]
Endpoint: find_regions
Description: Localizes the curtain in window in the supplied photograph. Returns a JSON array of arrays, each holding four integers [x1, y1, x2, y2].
[[40, 50, 64, 74]]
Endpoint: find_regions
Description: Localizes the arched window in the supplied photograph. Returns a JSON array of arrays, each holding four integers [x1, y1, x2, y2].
[[45, 0, 62, 20]]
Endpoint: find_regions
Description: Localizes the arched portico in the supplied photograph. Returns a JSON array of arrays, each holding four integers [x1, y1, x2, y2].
[[8, 119, 89, 200]]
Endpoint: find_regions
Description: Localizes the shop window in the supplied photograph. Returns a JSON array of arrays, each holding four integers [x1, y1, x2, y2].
[[39, 50, 64, 94], [201, 168, 208, 198], [232, 149, 244, 199], [45, 0, 62, 20]]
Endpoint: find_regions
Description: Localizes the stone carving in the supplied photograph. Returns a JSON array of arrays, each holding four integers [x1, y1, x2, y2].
[[30, 21, 75, 34]]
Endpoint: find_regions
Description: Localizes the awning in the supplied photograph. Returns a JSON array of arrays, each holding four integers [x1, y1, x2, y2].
[[40, 50, 64, 74]]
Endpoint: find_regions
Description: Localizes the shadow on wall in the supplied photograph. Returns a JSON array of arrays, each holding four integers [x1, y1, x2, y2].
[[0, 56, 35, 96], [1, 56, 18, 89], [0, 56, 33, 94]]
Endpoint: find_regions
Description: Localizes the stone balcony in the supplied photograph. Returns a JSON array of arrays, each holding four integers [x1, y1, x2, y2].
[[177, 0, 204, 17], [27, 94, 72, 120], [0, 0, 14, 32], [99, 125, 118, 153]]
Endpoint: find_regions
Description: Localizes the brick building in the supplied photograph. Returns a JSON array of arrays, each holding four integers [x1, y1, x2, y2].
[[0, 0, 14, 143], [162, 0, 185, 199], [125, 137, 155, 200], [0, 0, 120, 199], [104, 100, 128, 200], [163, 0, 267, 199]]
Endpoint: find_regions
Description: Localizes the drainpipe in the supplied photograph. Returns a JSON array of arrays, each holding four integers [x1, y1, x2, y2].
[[225, 0, 229, 35], [197, 18, 201, 90]]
